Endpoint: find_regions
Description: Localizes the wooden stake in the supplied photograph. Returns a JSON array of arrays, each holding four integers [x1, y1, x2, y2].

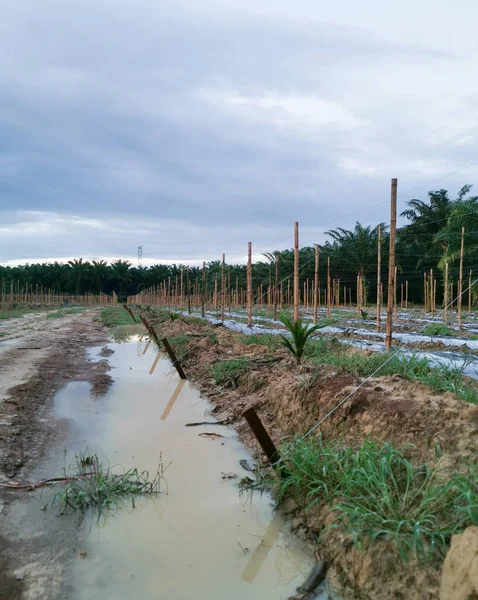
[[243, 408, 282, 469], [274, 253, 279, 321], [458, 226, 465, 328], [376, 224, 381, 332], [294, 222, 299, 322], [327, 256, 331, 317], [247, 242, 252, 327], [469, 269, 472, 315], [386, 178, 397, 351], [201, 261, 206, 318], [161, 337, 187, 379], [221, 254, 225, 322], [444, 261, 449, 323], [405, 280, 408, 309]]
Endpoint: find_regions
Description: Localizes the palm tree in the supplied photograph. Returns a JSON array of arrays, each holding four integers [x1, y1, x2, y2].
[[67, 259, 91, 295], [399, 186, 476, 268], [110, 260, 132, 299], [435, 197, 478, 266], [90, 260, 110, 293], [325, 222, 385, 278]]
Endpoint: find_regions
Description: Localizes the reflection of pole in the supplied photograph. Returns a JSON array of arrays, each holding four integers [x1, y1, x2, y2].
[[161, 379, 186, 421], [241, 512, 283, 584]]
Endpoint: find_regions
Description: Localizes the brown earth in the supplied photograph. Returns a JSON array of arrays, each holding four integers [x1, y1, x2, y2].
[[440, 527, 478, 600], [0, 309, 111, 600], [143, 310, 478, 600]]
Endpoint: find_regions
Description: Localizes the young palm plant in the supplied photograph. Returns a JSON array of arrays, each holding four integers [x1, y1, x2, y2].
[[279, 313, 325, 364]]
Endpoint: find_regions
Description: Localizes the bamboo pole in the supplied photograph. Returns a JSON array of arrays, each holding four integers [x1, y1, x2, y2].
[[430, 269, 434, 317], [458, 226, 465, 328], [201, 261, 206, 317], [469, 269, 472, 315], [247, 242, 252, 327], [294, 222, 299, 323], [386, 178, 397, 351], [444, 261, 449, 323], [424, 272, 427, 313], [327, 256, 331, 317], [221, 254, 225, 322], [376, 224, 381, 332], [405, 280, 408, 309], [274, 253, 279, 321], [314, 244, 319, 325]]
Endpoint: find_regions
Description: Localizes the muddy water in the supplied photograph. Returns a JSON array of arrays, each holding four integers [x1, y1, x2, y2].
[[54, 338, 328, 600]]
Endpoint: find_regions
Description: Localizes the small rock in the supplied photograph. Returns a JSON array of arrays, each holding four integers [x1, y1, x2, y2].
[[239, 459, 255, 472], [79, 549, 88, 558]]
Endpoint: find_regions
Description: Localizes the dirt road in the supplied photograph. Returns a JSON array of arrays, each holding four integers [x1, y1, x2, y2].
[[0, 309, 111, 599]]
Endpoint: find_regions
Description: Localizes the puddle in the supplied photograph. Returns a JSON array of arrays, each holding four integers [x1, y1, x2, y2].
[[54, 338, 329, 600]]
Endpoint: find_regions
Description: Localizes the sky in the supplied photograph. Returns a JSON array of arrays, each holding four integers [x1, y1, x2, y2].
[[1, 0, 478, 267]]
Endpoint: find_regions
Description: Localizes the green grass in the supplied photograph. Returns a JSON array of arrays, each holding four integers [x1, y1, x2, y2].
[[169, 333, 191, 357], [266, 437, 478, 562], [211, 359, 249, 384], [0, 308, 29, 320], [98, 306, 144, 341], [50, 451, 165, 518], [308, 339, 478, 403], [240, 333, 283, 350], [46, 307, 89, 319], [0, 332, 6, 338], [98, 306, 136, 327], [422, 323, 454, 336]]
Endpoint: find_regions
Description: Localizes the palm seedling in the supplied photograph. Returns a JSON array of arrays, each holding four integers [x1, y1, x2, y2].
[[279, 313, 325, 364]]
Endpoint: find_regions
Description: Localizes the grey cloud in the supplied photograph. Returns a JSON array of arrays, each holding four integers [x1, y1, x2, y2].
[[0, 0, 476, 263]]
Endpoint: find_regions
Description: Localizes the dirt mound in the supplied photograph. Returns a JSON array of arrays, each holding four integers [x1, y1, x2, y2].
[[440, 527, 478, 599]]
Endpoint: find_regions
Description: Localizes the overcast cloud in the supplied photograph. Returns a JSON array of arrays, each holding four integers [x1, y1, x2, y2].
[[1, 0, 478, 266]]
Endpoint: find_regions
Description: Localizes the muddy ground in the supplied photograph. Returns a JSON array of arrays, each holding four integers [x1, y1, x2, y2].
[[0, 309, 111, 600], [143, 309, 478, 600]]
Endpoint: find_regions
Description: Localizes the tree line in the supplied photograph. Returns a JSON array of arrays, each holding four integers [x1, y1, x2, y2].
[[2, 186, 477, 303]]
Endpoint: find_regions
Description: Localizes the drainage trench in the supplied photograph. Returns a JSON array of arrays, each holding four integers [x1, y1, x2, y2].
[[54, 337, 329, 600]]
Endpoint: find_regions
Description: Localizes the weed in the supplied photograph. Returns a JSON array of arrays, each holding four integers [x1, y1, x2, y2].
[[279, 313, 325, 364], [169, 333, 191, 357], [422, 323, 454, 336], [211, 359, 248, 384], [47, 307, 88, 319], [308, 341, 478, 403], [169, 312, 181, 321], [98, 307, 145, 341], [269, 437, 478, 562], [51, 450, 167, 518], [240, 333, 283, 350], [360, 309, 369, 320]]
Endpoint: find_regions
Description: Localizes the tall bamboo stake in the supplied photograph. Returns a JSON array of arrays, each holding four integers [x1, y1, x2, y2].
[[469, 269, 472, 315], [313, 244, 319, 324], [376, 224, 382, 332], [327, 256, 331, 317], [294, 222, 299, 322], [458, 226, 465, 328], [247, 242, 252, 327], [430, 269, 434, 317], [405, 280, 408, 309], [444, 261, 449, 323], [386, 178, 397, 351], [274, 253, 279, 321]]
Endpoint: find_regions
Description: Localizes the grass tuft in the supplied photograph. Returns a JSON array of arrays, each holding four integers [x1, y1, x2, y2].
[[262, 437, 478, 562], [51, 451, 167, 518], [211, 359, 248, 384], [46, 307, 88, 319], [422, 323, 454, 336]]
